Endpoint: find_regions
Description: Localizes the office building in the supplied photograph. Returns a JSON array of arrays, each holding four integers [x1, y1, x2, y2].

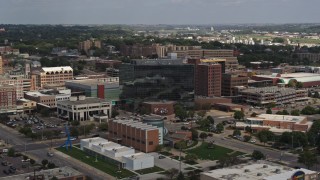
[[195, 63, 222, 97], [65, 77, 120, 105], [0, 77, 24, 99], [201, 161, 318, 180], [80, 137, 154, 170], [24, 88, 71, 108], [141, 101, 175, 116], [108, 120, 160, 153], [32, 66, 73, 88], [0, 56, 3, 75], [0, 84, 16, 111], [239, 86, 308, 106], [120, 44, 157, 58], [222, 72, 248, 96], [0, 166, 86, 180], [57, 96, 112, 121], [236, 114, 311, 133], [79, 39, 101, 53], [119, 59, 194, 99]]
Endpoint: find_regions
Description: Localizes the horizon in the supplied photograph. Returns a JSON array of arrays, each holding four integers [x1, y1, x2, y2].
[[1, 0, 319, 24]]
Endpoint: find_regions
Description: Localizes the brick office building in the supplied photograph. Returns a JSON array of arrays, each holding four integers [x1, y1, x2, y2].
[[108, 120, 160, 153], [222, 72, 248, 96], [141, 101, 175, 116], [0, 84, 16, 111], [195, 63, 222, 97]]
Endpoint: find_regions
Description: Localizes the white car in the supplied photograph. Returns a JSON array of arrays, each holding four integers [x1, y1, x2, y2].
[[250, 139, 256, 143]]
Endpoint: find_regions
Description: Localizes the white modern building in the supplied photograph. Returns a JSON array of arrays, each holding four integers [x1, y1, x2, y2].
[[57, 96, 111, 122], [201, 161, 319, 180], [80, 137, 154, 170]]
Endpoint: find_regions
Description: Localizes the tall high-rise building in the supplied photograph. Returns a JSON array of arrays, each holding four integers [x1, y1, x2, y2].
[[195, 63, 222, 97], [24, 63, 30, 77], [0, 84, 16, 111], [0, 56, 3, 75]]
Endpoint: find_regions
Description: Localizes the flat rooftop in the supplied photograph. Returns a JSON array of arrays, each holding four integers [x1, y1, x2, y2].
[[247, 114, 306, 123], [66, 78, 119, 86], [241, 86, 296, 94], [0, 166, 83, 180], [123, 152, 153, 160], [143, 101, 175, 105], [201, 161, 293, 180], [57, 97, 110, 106]]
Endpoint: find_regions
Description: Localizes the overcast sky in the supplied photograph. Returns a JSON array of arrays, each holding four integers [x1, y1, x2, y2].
[[0, 0, 319, 24]]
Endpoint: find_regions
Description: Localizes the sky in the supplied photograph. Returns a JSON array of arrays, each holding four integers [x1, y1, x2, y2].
[[0, 0, 319, 24]]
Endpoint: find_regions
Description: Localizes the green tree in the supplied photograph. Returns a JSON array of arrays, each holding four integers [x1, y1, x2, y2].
[[216, 123, 224, 133], [233, 129, 241, 137], [296, 82, 303, 88], [298, 150, 318, 169], [314, 91, 320, 98], [234, 111, 245, 120], [250, 112, 258, 117], [266, 108, 272, 114], [188, 111, 195, 119], [98, 123, 108, 131], [301, 106, 317, 115], [175, 141, 187, 150], [177, 171, 185, 180], [245, 126, 252, 133], [291, 109, 300, 116], [257, 130, 274, 145], [252, 150, 265, 160], [185, 154, 198, 163], [199, 132, 208, 141], [7, 148, 15, 157], [111, 109, 119, 118], [30, 159, 36, 165], [206, 116, 215, 125], [174, 105, 188, 121], [47, 162, 56, 169], [42, 159, 49, 167], [191, 128, 198, 140], [197, 110, 206, 118], [164, 168, 179, 180]]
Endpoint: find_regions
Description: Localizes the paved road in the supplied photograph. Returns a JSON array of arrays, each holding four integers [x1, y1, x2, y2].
[[207, 134, 301, 166]]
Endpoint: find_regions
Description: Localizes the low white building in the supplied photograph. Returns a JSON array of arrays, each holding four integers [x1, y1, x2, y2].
[[80, 137, 154, 170], [57, 96, 111, 122], [122, 153, 155, 171]]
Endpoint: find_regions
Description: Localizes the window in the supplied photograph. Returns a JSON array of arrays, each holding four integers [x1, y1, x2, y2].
[[142, 141, 145, 144], [137, 139, 140, 142], [149, 141, 153, 145]]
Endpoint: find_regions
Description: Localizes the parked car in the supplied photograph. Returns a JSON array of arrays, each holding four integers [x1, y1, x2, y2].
[[70, 137, 77, 141], [47, 152, 54, 157], [159, 155, 166, 159]]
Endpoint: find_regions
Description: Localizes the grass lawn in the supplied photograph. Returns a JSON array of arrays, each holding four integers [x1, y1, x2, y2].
[[186, 142, 244, 161], [56, 147, 135, 179], [135, 166, 164, 175]]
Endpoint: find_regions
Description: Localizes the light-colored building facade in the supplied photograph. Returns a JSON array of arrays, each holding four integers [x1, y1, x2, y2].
[[80, 137, 154, 171], [24, 88, 71, 108], [239, 86, 308, 105], [201, 161, 318, 180], [33, 66, 73, 88], [236, 114, 311, 133], [57, 96, 112, 121]]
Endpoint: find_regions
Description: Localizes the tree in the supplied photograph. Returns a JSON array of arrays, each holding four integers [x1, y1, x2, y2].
[[314, 91, 320, 98], [296, 82, 303, 88], [291, 109, 300, 116], [47, 162, 56, 169], [70, 127, 79, 137], [252, 150, 265, 160], [165, 168, 179, 180], [188, 111, 195, 119], [301, 106, 317, 115], [244, 135, 252, 142], [174, 105, 188, 121], [233, 129, 241, 137], [257, 130, 274, 145], [98, 123, 108, 131], [42, 159, 49, 167], [206, 116, 215, 125], [197, 110, 206, 118], [199, 132, 208, 141], [191, 128, 198, 140], [30, 159, 36, 165], [250, 112, 258, 117], [175, 141, 187, 150], [177, 171, 185, 180], [298, 150, 318, 169], [216, 123, 224, 133], [245, 126, 252, 133], [266, 108, 272, 114], [111, 109, 119, 118], [7, 148, 15, 157], [282, 110, 289, 115], [234, 111, 245, 120], [155, 145, 163, 152], [185, 154, 198, 163]]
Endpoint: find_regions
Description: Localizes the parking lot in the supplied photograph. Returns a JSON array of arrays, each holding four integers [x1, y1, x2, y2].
[[0, 152, 35, 177]]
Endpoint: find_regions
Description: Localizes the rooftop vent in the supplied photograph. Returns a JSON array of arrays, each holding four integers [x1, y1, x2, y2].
[[257, 173, 262, 176], [244, 169, 250, 173], [263, 165, 268, 168]]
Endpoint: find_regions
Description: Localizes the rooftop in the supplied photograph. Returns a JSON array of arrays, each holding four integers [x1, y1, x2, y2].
[[201, 161, 295, 180], [41, 66, 73, 72], [0, 166, 83, 180], [66, 78, 119, 86], [143, 101, 175, 105], [123, 152, 153, 160], [241, 86, 296, 94], [247, 114, 306, 123], [57, 97, 110, 106], [112, 120, 158, 131]]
